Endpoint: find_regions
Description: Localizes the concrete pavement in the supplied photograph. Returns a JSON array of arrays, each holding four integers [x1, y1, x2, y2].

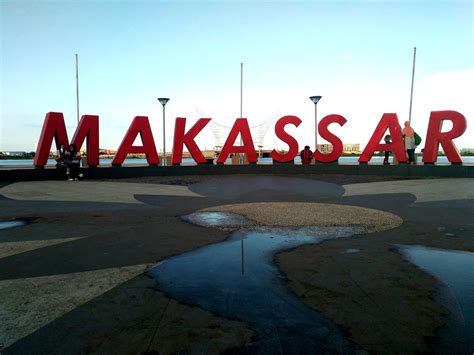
[[0, 181, 203, 204], [0, 175, 472, 354]]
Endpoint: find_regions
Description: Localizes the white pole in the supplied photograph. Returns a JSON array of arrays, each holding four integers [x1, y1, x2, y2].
[[239, 62, 243, 164], [240, 62, 243, 118], [241, 239, 244, 275], [240, 64, 244, 268], [240, 64, 244, 267], [408, 47, 416, 124], [75, 54, 80, 124]]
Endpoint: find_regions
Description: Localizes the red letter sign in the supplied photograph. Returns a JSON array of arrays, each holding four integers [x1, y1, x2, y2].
[[422, 111, 467, 164], [71, 115, 99, 167], [34, 112, 99, 167], [112, 116, 159, 166], [359, 113, 406, 163], [216, 118, 257, 164], [314, 114, 347, 163], [172, 117, 211, 165], [271, 115, 302, 163]]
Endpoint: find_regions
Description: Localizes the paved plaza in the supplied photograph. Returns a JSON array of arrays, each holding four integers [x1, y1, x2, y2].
[[0, 175, 473, 354]]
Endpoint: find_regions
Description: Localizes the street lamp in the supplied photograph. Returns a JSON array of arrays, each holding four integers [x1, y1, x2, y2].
[[158, 98, 170, 166], [309, 96, 322, 153]]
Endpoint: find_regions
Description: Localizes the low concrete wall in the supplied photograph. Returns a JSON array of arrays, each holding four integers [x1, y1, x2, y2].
[[1, 164, 473, 181]]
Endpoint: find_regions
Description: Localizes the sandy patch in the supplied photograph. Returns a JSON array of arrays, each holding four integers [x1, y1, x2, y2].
[[0, 237, 86, 259], [343, 178, 474, 203], [276, 241, 447, 353], [0, 181, 203, 204], [201, 202, 402, 233], [0, 264, 149, 350]]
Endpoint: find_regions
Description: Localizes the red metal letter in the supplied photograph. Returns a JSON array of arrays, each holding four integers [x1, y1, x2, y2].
[[216, 118, 257, 164], [112, 116, 159, 166], [71, 115, 99, 167], [172, 117, 211, 165], [34, 112, 99, 167], [271, 115, 302, 163], [314, 114, 347, 163], [359, 113, 406, 163], [34, 112, 69, 167], [422, 111, 467, 164]]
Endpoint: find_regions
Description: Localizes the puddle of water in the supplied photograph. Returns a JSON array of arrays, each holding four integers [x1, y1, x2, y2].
[[0, 220, 26, 230], [399, 245, 474, 352], [181, 211, 251, 228], [148, 226, 359, 353], [342, 248, 361, 254]]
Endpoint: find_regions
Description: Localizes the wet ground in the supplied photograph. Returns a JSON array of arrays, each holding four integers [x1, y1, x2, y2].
[[0, 175, 472, 354], [181, 211, 252, 228], [0, 219, 27, 230], [148, 214, 361, 353], [400, 245, 474, 352]]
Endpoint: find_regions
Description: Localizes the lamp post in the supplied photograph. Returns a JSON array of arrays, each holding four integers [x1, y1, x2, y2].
[[309, 96, 322, 153], [158, 98, 170, 166]]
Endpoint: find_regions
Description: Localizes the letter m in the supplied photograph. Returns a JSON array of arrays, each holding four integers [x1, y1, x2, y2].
[[33, 112, 99, 167]]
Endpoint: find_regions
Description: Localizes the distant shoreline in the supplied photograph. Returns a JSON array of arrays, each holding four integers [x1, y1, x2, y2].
[[4, 152, 474, 160], [3, 153, 465, 161]]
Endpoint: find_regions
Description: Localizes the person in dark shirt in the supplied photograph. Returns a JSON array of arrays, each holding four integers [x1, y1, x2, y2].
[[55, 143, 67, 178], [300, 145, 313, 165], [383, 134, 392, 165], [65, 144, 81, 180]]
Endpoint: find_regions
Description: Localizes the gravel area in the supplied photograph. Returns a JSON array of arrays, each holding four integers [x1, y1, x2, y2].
[[201, 202, 403, 233]]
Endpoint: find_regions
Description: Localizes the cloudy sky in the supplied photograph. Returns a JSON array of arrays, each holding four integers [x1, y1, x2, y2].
[[1, 0, 472, 152]]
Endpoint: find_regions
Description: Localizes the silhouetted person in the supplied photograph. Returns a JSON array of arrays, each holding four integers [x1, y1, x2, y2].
[[55, 143, 67, 177], [65, 144, 81, 180], [300, 145, 313, 165], [383, 134, 392, 165]]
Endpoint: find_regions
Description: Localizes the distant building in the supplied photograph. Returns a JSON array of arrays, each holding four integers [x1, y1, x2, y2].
[[460, 148, 474, 155], [0, 151, 27, 156], [317, 144, 333, 154], [99, 149, 117, 155], [343, 144, 361, 154], [315, 143, 361, 154]]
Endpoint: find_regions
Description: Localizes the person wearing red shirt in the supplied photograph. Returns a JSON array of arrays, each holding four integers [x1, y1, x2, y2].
[[300, 145, 313, 165]]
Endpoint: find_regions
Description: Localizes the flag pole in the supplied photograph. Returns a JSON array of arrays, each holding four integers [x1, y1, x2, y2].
[[240, 62, 243, 119], [239, 62, 244, 164], [75, 54, 80, 124], [239, 63, 245, 273], [408, 47, 416, 124]]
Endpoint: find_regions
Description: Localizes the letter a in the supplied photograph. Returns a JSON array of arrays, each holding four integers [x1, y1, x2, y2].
[[359, 113, 406, 163], [216, 119, 257, 164], [112, 116, 159, 166]]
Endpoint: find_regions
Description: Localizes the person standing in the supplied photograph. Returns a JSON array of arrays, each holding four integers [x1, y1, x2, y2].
[[383, 134, 392, 165], [300, 145, 313, 165], [402, 121, 416, 165], [65, 144, 81, 180], [55, 143, 67, 177]]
